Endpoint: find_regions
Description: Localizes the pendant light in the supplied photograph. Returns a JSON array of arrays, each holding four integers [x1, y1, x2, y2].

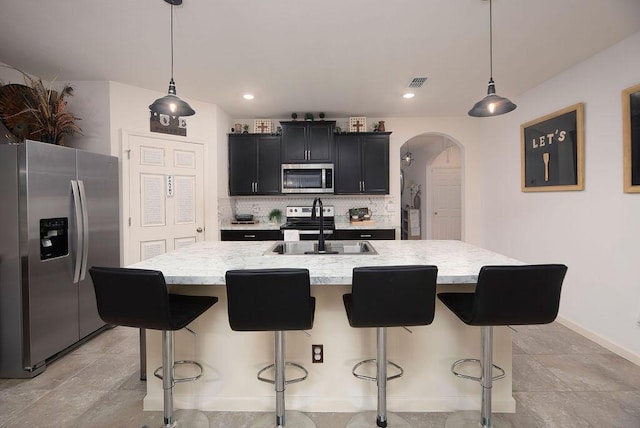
[[149, 0, 195, 117], [468, 0, 516, 117], [402, 142, 414, 166]]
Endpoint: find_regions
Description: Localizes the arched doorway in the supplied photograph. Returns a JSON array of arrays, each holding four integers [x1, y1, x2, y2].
[[399, 133, 464, 240]]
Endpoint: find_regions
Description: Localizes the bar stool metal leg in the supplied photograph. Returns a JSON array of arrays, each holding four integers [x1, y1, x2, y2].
[[275, 331, 286, 427], [445, 326, 512, 428], [140, 330, 208, 428], [481, 326, 493, 428], [250, 331, 316, 428], [377, 327, 387, 427], [347, 327, 411, 428], [162, 330, 175, 428], [140, 328, 147, 381]]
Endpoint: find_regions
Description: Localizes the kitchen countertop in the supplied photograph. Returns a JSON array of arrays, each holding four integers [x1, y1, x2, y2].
[[220, 219, 397, 231], [130, 239, 523, 286]]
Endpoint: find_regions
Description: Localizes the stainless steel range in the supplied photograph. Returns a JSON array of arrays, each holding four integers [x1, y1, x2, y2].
[[280, 204, 335, 240]]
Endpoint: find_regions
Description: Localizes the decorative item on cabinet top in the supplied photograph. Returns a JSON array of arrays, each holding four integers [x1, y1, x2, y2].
[[254, 119, 273, 134], [0, 67, 82, 145], [349, 117, 366, 133]]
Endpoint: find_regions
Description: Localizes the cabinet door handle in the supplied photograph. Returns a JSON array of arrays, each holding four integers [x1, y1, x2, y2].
[[360, 234, 372, 238], [244, 234, 256, 238]]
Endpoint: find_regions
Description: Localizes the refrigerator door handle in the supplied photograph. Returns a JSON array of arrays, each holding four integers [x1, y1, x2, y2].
[[78, 180, 90, 281], [71, 180, 83, 284]]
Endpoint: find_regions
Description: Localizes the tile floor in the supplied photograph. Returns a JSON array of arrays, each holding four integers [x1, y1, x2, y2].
[[1, 322, 639, 427]]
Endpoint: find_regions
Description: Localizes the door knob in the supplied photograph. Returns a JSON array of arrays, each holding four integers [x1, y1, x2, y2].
[[196, 227, 203, 233]]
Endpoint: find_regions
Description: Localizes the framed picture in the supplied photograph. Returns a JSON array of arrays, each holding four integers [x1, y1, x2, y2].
[[623, 83, 640, 193], [254, 119, 272, 134], [349, 117, 366, 133], [521, 103, 584, 192]]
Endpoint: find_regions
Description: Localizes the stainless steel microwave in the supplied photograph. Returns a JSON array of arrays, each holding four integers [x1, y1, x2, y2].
[[281, 163, 334, 194]]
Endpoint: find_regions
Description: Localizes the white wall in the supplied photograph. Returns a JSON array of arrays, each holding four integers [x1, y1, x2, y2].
[[64, 81, 111, 154], [472, 31, 640, 362]]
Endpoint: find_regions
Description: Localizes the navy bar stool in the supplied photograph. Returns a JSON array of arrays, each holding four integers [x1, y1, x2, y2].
[[225, 268, 316, 428], [438, 264, 567, 428], [89, 267, 218, 428], [343, 265, 438, 428]]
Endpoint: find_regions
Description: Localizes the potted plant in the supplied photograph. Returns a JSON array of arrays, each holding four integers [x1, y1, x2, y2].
[[268, 208, 283, 223], [304, 112, 314, 121], [242, 124, 249, 133], [291, 112, 298, 121], [0, 67, 82, 145]]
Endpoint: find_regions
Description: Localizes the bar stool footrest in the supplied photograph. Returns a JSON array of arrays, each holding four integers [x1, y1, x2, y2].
[[352, 358, 404, 382], [153, 360, 204, 383], [257, 361, 309, 385], [451, 358, 505, 382]]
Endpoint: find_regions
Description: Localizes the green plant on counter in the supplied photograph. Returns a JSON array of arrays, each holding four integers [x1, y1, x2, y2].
[[268, 208, 283, 223]]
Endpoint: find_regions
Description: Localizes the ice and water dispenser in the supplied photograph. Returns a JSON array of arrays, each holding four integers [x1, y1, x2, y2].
[[40, 218, 68, 260]]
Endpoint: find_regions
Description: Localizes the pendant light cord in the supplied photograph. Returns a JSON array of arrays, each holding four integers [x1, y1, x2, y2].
[[170, 4, 174, 80], [489, 0, 493, 80]]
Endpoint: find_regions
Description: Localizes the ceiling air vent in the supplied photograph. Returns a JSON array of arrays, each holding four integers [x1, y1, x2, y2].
[[407, 77, 428, 88]]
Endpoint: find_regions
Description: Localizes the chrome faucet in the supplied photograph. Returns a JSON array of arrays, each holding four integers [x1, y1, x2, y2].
[[311, 197, 326, 252]]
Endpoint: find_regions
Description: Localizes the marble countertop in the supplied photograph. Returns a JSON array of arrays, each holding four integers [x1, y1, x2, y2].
[[130, 240, 523, 286], [220, 220, 397, 231]]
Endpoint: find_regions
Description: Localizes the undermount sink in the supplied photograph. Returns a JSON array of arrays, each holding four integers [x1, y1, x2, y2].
[[264, 241, 378, 255]]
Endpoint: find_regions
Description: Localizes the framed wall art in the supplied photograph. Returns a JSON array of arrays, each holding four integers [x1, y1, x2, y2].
[[623, 83, 640, 193], [254, 119, 273, 134], [521, 103, 584, 192]]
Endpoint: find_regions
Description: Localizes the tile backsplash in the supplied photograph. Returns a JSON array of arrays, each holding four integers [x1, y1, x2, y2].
[[219, 196, 397, 225]]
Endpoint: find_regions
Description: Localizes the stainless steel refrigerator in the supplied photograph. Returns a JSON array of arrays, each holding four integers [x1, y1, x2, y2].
[[0, 140, 120, 378]]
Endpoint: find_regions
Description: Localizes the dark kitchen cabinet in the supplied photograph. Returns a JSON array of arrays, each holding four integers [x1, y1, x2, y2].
[[221, 229, 282, 241], [335, 132, 390, 194], [333, 229, 395, 240], [280, 121, 335, 163], [228, 134, 281, 195]]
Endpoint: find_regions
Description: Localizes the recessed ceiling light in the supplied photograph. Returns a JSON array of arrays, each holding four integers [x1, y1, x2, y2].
[[243, 94, 255, 100], [403, 93, 415, 99]]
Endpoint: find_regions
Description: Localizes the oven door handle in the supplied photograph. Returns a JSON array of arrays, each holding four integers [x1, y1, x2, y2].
[[297, 230, 334, 235]]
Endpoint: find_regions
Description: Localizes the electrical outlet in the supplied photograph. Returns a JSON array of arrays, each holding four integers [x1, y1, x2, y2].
[[312, 344, 323, 363]]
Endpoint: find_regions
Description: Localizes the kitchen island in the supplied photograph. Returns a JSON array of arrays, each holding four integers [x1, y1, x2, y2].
[[130, 240, 522, 414]]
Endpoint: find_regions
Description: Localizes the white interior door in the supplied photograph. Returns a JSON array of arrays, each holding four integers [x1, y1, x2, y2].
[[431, 167, 461, 240], [124, 132, 205, 265]]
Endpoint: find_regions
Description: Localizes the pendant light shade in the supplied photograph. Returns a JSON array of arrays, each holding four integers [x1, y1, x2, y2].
[[149, 0, 195, 117], [468, 0, 516, 118], [468, 78, 517, 117], [402, 151, 414, 166], [402, 141, 414, 166]]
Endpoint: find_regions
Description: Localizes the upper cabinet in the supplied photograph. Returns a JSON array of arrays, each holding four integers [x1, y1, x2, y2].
[[335, 132, 390, 194], [281, 121, 335, 163], [228, 134, 281, 195]]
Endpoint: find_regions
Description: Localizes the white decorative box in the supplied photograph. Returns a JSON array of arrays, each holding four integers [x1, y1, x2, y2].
[[254, 119, 273, 134], [349, 117, 367, 133]]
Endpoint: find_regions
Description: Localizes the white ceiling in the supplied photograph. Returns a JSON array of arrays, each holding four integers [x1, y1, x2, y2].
[[1, 0, 639, 119]]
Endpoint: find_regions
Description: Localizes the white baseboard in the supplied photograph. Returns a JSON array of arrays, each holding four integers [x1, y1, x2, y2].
[[143, 394, 516, 413], [556, 316, 640, 366]]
